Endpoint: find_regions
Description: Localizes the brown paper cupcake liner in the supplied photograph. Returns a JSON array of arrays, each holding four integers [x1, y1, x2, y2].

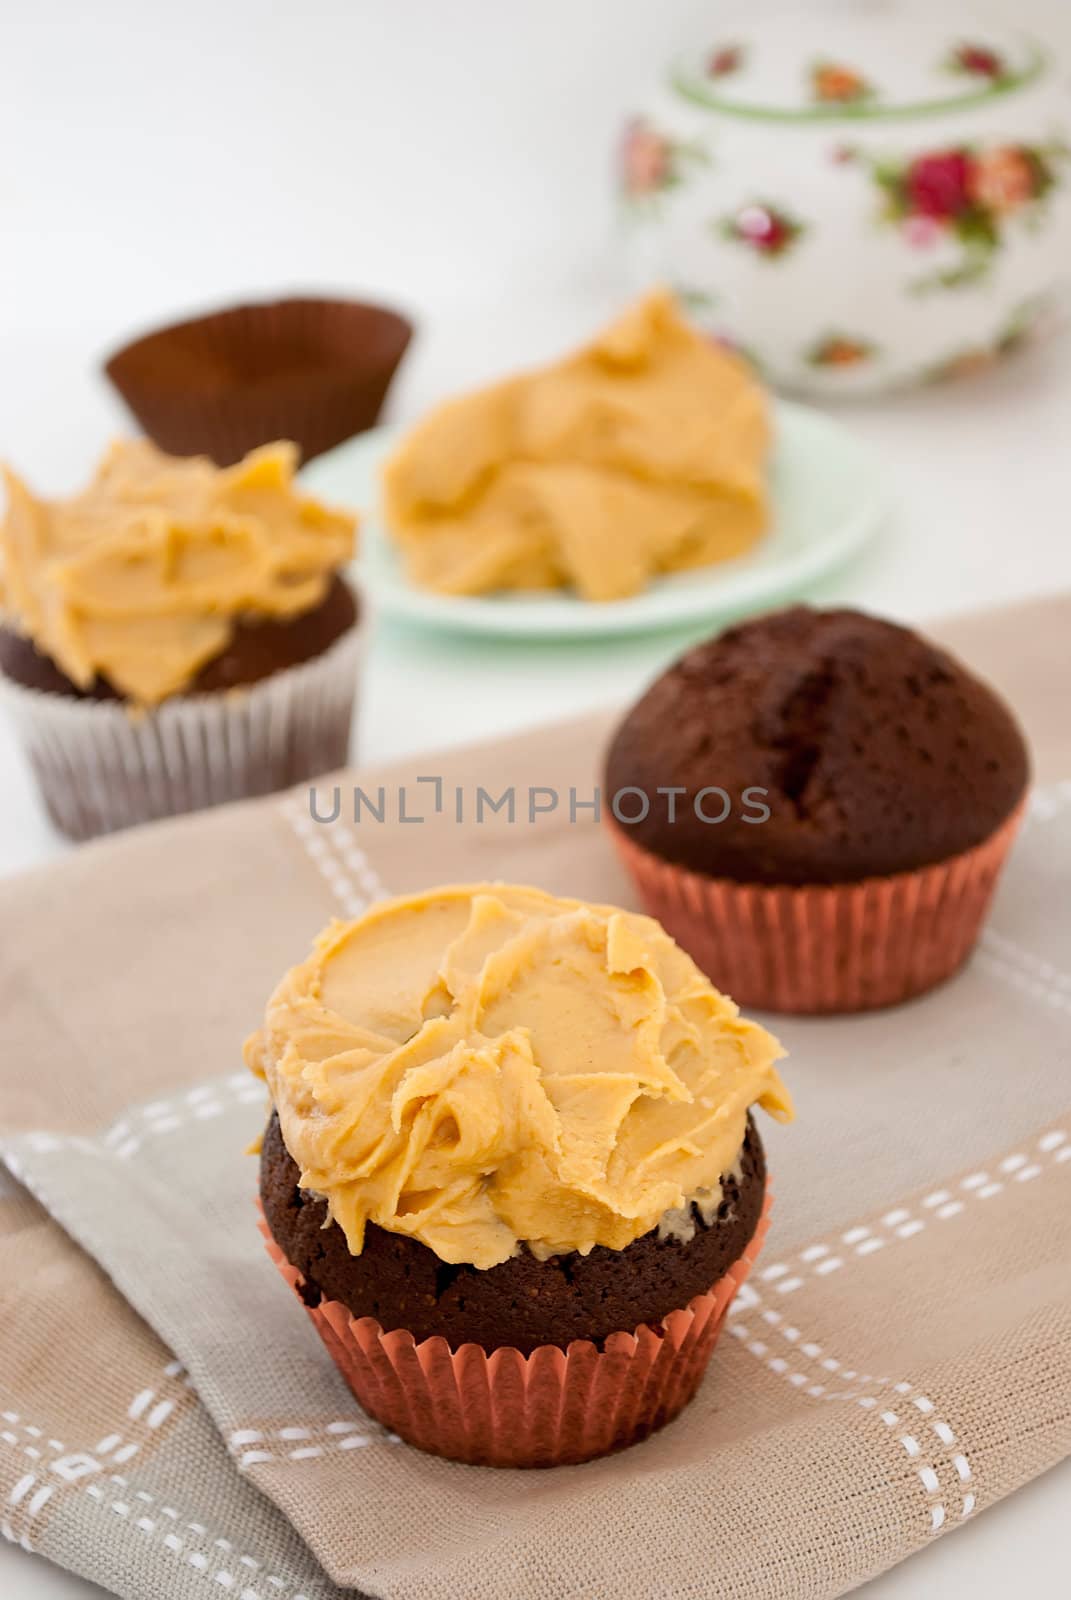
[[0, 621, 363, 841], [608, 802, 1025, 1014], [104, 297, 413, 466], [258, 1192, 772, 1468]]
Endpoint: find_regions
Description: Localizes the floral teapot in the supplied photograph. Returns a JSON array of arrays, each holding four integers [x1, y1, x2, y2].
[[618, 1, 1071, 393]]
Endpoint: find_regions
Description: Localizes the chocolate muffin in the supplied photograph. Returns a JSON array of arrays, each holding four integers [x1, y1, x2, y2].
[[0, 438, 362, 839], [605, 607, 1029, 1013], [605, 606, 1029, 886], [245, 883, 792, 1465], [260, 1108, 766, 1356]]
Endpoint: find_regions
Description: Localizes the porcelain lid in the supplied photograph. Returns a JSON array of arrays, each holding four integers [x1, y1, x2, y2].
[[672, 9, 1048, 122]]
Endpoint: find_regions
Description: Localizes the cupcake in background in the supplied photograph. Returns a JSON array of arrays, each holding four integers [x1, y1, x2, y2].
[[104, 295, 414, 468], [247, 883, 792, 1467], [605, 607, 1029, 1014], [0, 439, 362, 839]]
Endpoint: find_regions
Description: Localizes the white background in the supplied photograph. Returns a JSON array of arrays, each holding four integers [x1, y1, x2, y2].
[[2, 2, 1071, 1595]]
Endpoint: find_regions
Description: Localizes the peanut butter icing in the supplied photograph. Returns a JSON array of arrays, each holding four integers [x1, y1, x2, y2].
[[244, 883, 792, 1270], [0, 440, 356, 705], [382, 290, 769, 602]]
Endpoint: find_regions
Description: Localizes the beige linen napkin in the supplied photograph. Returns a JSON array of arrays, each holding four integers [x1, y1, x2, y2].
[[1, 595, 1070, 1600]]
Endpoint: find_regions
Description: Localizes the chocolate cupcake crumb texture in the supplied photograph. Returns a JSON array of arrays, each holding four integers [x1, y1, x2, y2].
[[605, 605, 1029, 885], [260, 1108, 767, 1355]]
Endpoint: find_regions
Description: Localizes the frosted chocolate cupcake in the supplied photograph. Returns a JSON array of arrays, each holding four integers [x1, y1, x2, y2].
[[0, 439, 361, 838], [246, 883, 792, 1467], [605, 606, 1029, 1013]]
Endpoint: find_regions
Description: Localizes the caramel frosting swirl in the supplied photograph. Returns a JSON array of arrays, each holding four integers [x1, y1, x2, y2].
[[383, 290, 769, 601], [244, 884, 792, 1269], [0, 439, 356, 704]]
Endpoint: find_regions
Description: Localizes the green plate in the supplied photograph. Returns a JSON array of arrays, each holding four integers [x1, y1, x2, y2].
[[302, 400, 890, 638]]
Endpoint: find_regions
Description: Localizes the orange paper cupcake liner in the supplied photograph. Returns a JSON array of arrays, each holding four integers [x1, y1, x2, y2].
[[607, 801, 1025, 1015], [258, 1192, 771, 1468]]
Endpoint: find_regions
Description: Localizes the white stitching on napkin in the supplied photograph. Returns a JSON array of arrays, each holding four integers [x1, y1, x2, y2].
[[726, 1117, 1071, 1532], [982, 929, 1071, 998], [106, 1478, 311, 1599], [279, 795, 388, 918], [0, 1402, 309, 1593], [4, 797, 397, 1181], [226, 1419, 401, 1468], [727, 1300, 971, 1530], [977, 947, 1071, 1018], [0, 1353, 190, 1552], [1, 1466, 52, 1552], [11, 1072, 266, 1166], [754, 1125, 1069, 1291]]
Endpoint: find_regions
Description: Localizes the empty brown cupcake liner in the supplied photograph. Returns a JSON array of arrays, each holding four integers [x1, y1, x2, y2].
[[0, 621, 364, 841], [104, 297, 413, 466], [607, 801, 1026, 1014], [258, 1192, 772, 1468]]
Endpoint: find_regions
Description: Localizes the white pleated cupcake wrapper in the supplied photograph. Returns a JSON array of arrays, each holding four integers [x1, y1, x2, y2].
[[0, 621, 364, 840]]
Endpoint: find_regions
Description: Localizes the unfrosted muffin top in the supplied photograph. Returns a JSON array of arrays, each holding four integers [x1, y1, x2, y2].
[[0, 440, 355, 704], [244, 883, 791, 1269], [604, 606, 1029, 885]]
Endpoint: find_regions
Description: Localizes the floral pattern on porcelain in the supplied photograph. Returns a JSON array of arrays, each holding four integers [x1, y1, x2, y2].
[[811, 61, 876, 107], [946, 42, 1014, 86], [617, 11, 1071, 395], [719, 202, 806, 258], [671, 284, 722, 315], [620, 118, 709, 204], [672, 29, 1047, 121], [698, 37, 1024, 107], [857, 138, 1068, 292], [924, 293, 1055, 383], [707, 45, 744, 80], [807, 333, 879, 369]]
